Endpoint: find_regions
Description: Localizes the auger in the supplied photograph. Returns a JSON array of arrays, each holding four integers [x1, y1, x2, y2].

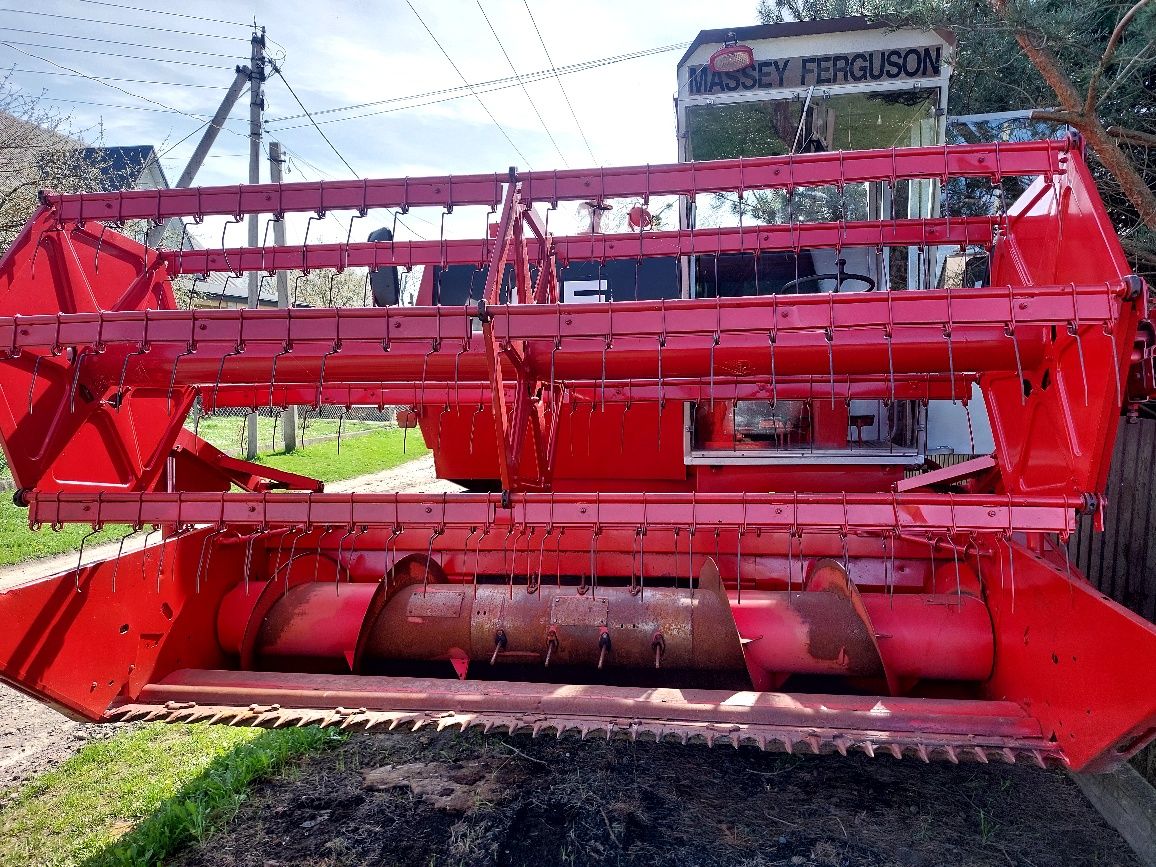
[[1, 131, 1154, 771]]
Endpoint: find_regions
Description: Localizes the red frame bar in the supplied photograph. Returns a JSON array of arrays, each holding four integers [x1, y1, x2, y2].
[[42, 141, 1067, 223], [162, 217, 996, 275], [23, 490, 1080, 535], [0, 282, 1125, 354], [200, 374, 975, 410]]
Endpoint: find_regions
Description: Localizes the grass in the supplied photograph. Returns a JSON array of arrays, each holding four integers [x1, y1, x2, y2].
[[0, 723, 341, 867], [255, 424, 428, 483], [0, 502, 126, 568], [0, 427, 427, 568], [190, 413, 379, 456], [0, 430, 427, 864]]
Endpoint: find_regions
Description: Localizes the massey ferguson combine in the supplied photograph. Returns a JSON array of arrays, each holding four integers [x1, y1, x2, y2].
[[1, 19, 1155, 772]]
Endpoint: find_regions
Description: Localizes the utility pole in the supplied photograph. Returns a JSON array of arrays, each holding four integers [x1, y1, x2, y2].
[[244, 27, 266, 461], [268, 140, 297, 451], [144, 65, 250, 248]]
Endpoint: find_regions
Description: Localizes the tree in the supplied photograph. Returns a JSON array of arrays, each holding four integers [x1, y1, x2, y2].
[[0, 75, 110, 252], [756, 1, 1156, 275]]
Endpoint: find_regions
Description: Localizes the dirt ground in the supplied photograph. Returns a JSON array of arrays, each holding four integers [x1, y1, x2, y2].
[[0, 684, 122, 799], [0, 457, 453, 796], [172, 730, 1139, 867]]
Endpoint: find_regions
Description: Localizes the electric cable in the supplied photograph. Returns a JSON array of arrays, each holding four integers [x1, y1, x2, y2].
[[522, 0, 597, 164], [0, 5, 246, 39], [476, 0, 568, 167], [404, 0, 532, 168], [3, 67, 231, 88], [0, 40, 244, 69], [0, 26, 247, 59], [0, 42, 250, 136], [72, 0, 250, 29]]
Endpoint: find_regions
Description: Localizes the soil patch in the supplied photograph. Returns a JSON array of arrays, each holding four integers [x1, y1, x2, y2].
[[172, 731, 1139, 867]]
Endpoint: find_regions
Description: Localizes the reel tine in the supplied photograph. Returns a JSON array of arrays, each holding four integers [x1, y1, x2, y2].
[[74, 525, 101, 592], [110, 525, 140, 594], [27, 354, 42, 415]]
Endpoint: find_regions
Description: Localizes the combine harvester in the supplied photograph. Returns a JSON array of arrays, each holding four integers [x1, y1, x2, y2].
[[1, 19, 1154, 771]]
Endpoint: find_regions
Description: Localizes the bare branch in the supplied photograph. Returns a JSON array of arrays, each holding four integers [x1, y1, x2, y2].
[[1105, 126, 1156, 148], [1084, 0, 1154, 116]]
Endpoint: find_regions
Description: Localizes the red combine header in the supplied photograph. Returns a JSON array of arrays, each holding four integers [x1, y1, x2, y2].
[[1, 136, 1154, 771], [1, 18, 1155, 773]]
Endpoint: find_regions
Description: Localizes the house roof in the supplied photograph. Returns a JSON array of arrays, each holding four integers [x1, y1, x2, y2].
[[677, 16, 956, 68], [77, 145, 170, 192]]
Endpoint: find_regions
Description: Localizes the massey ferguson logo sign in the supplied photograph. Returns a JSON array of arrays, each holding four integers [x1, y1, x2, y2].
[[686, 45, 943, 94]]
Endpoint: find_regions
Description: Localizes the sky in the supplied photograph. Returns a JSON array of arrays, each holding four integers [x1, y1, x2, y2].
[[1, 0, 760, 243]]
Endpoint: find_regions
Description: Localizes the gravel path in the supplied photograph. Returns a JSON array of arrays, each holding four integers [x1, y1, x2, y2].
[[0, 456, 451, 794]]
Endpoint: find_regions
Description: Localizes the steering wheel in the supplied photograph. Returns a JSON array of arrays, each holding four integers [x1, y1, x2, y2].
[[781, 257, 877, 294]]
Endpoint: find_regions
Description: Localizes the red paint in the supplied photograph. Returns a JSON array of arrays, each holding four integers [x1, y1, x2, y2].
[[1, 140, 1154, 771]]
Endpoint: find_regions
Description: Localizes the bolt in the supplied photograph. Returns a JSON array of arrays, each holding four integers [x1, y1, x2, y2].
[[544, 628, 559, 667], [490, 629, 507, 665], [597, 629, 611, 670], [652, 632, 666, 669]]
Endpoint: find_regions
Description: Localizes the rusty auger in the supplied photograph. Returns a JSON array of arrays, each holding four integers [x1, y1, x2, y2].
[[0, 138, 1154, 774]]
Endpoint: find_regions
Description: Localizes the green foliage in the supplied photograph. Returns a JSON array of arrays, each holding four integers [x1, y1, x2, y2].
[[753, 0, 1156, 272], [757, 0, 873, 22], [0, 723, 339, 867]]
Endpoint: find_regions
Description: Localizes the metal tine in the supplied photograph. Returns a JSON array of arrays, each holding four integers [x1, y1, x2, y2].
[[424, 525, 444, 595], [472, 524, 491, 598], [74, 521, 103, 592], [1004, 531, 1017, 613], [944, 282, 957, 404], [93, 222, 108, 273], [138, 524, 159, 586], [1005, 285, 1026, 405], [1068, 320, 1090, 408], [241, 529, 262, 596], [67, 350, 87, 414], [27, 354, 42, 415], [116, 310, 152, 413], [109, 524, 141, 593], [968, 533, 984, 588], [195, 523, 230, 593], [1104, 319, 1123, 406], [219, 215, 245, 278]]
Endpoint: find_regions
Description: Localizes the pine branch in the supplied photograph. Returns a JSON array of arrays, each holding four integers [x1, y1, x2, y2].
[[1084, 0, 1154, 117]]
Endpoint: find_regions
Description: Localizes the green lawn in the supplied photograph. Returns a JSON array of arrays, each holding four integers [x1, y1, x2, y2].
[[0, 427, 427, 567], [0, 724, 340, 867], [189, 412, 380, 456], [0, 426, 428, 866]]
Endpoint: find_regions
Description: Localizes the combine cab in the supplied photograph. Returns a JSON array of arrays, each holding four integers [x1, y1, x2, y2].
[[1, 19, 1155, 772]]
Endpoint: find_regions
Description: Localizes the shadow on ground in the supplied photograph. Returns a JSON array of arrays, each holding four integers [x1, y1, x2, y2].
[[78, 727, 332, 867], [162, 730, 1138, 867]]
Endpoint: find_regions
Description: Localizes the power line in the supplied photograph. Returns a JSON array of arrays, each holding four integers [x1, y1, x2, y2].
[[0, 7, 245, 41], [27, 94, 249, 123], [265, 42, 686, 131], [268, 62, 358, 177], [3, 67, 230, 88], [404, 0, 533, 168], [0, 40, 243, 70], [0, 42, 249, 136], [522, 0, 597, 165], [0, 26, 247, 59], [72, 0, 251, 29], [475, 0, 568, 168]]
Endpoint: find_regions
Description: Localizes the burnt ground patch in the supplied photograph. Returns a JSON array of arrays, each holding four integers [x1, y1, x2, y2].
[[172, 731, 1139, 867]]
